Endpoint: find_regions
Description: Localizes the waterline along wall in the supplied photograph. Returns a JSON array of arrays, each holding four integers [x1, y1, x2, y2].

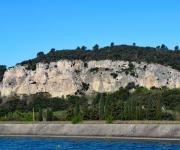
[[0, 123, 180, 139]]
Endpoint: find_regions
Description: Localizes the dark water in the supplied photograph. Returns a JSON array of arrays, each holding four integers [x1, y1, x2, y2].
[[0, 137, 180, 150]]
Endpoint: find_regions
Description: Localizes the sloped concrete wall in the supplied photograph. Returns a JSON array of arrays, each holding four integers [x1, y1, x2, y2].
[[0, 123, 180, 139]]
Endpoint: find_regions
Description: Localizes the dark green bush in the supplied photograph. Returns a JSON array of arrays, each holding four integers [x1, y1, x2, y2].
[[89, 67, 99, 73], [110, 73, 118, 79], [82, 82, 89, 91], [84, 62, 88, 68]]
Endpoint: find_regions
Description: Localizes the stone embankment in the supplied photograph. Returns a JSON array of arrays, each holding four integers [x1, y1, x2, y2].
[[0, 123, 180, 139]]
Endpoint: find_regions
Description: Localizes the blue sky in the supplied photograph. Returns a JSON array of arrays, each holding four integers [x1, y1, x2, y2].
[[0, 0, 180, 67]]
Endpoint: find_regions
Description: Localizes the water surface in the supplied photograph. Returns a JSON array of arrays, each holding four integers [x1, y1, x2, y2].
[[0, 137, 180, 150]]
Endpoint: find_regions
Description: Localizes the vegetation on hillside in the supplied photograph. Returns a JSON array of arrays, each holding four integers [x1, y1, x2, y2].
[[0, 65, 6, 82], [18, 44, 180, 71], [0, 87, 180, 122], [1, 44, 180, 122], [0, 43, 179, 83]]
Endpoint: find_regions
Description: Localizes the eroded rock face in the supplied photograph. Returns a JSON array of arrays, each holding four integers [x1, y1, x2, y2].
[[0, 60, 180, 97]]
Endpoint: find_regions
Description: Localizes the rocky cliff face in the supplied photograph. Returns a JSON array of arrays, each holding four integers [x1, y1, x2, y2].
[[0, 60, 180, 97]]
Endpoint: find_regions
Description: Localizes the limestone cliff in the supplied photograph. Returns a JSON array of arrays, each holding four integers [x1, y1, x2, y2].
[[0, 60, 180, 97]]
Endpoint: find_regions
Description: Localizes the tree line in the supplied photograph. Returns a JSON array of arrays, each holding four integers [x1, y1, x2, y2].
[[1, 43, 180, 81], [0, 87, 179, 122], [17, 43, 180, 71]]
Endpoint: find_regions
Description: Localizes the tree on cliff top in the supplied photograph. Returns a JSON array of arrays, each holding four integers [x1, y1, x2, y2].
[[0, 65, 6, 82], [175, 46, 179, 51]]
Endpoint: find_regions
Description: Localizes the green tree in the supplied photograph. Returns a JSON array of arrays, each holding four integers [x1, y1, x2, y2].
[[93, 44, 99, 51], [71, 99, 83, 123], [76, 46, 81, 50], [99, 94, 105, 120], [38, 109, 43, 121], [156, 46, 160, 49], [50, 48, 56, 53], [37, 51, 45, 58], [174, 46, 179, 51], [123, 102, 129, 120], [47, 108, 53, 121], [81, 46, 87, 51], [161, 44, 168, 49], [110, 42, 114, 47]]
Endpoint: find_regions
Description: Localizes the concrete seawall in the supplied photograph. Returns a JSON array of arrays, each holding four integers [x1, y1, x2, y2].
[[0, 124, 180, 139]]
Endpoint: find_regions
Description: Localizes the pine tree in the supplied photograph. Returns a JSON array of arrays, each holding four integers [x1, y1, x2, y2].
[[47, 108, 53, 121], [155, 94, 162, 120], [99, 94, 105, 120], [38, 109, 43, 121]]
